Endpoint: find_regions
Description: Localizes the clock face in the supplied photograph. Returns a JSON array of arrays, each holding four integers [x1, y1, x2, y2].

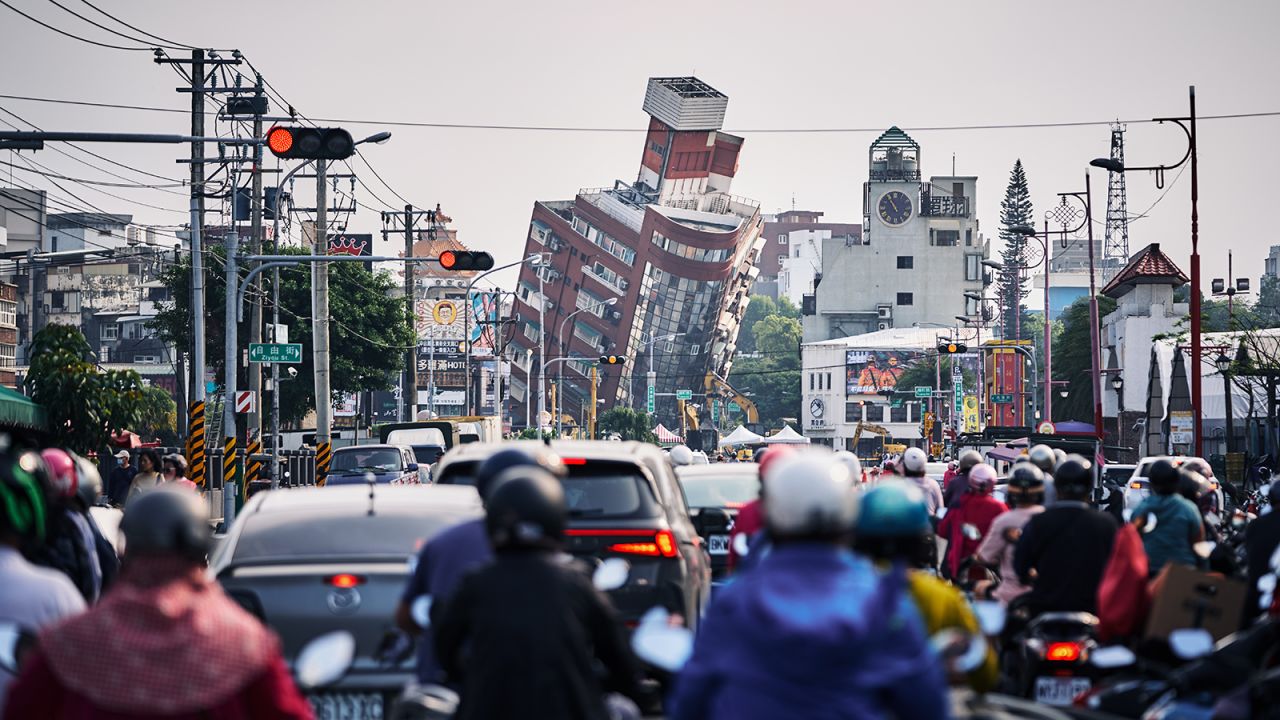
[[809, 397, 825, 419], [877, 190, 913, 227]]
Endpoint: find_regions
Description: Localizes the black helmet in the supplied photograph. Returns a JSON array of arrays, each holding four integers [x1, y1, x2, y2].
[[0, 450, 51, 542], [120, 487, 212, 561], [1176, 468, 1208, 503], [484, 467, 566, 551], [958, 450, 982, 473], [1147, 459, 1180, 495], [1007, 462, 1046, 507], [1027, 445, 1056, 475], [475, 446, 565, 501], [1054, 455, 1093, 496]]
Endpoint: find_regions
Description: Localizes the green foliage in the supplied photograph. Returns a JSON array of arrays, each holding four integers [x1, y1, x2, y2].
[[597, 406, 657, 443], [998, 160, 1034, 340], [151, 245, 414, 427], [24, 324, 146, 455], [1051, 295, 1117, 422], [136, 385, 178, 445], [893, 356, 976, 397], [729, 314, 801, 430], [737, 295, 799, 353]]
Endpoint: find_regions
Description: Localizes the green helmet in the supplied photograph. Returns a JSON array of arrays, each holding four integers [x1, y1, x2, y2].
[[856, 480, 931, 538], [0, 450, 50, 542]]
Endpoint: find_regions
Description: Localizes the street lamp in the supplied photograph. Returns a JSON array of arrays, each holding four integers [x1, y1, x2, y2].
[[1210, 250, 1250, 330], [1091, 86, 1199, 453], [1012, 223, 1058, 422], [981, 259, 1004, 271], [1049, 179, 1103, 444], [1215, 352, 1234, 454], [555, 297, 619, 435]]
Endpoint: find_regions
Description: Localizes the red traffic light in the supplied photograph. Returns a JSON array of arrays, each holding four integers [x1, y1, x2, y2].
[[265, 126, 355, 160], [266, 126, 293, 155], [436, 251, 494, 271]]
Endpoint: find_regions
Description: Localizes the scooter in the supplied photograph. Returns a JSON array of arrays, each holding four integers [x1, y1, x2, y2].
[[1006, 611, 1103, 706]]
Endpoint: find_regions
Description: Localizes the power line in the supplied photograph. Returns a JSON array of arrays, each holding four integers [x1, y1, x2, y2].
[[0, 158, 186, 188], [75, 0, 199, 49], [3, 92, 1280, 134], [0, 0, 152, 51], [0, 104, 186, 185], [43, 0, 181, 49]]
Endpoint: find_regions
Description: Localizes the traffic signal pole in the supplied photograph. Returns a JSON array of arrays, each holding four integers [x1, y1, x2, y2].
[[189, 50, 208, 489], [245, 78, 265, 485], [222, 229, 240, 525], [313, 160, 333, 483]]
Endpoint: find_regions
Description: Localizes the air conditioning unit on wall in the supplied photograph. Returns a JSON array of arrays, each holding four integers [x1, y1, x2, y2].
[[877, 305, 892, 320], [877, 321, 891, 331]]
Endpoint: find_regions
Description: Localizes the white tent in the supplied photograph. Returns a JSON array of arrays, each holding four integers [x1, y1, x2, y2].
[[718, 425, 765, 447], [764, 424, 811, 445]]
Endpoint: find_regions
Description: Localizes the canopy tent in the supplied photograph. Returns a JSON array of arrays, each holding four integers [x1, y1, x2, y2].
[[0, 386, 42, 430], [986, 445, 1024, 464], [764, 424, 810, 445], [1052, 421, 1097, 436], [718, 425, 765, 448], [653, 424, 684, 445]]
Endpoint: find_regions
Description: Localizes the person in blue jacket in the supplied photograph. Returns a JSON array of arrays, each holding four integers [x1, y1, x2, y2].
[[668, 450, 950, 720]]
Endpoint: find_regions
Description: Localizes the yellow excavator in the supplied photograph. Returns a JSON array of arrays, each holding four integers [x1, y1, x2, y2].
[[851, 422, 905, 460], [705, 372, 761, 432]]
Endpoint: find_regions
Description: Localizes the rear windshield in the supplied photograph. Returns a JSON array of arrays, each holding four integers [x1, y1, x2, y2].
[[413, 446, 444, 464], [331, 448, 402, 472], [231, 512, 460, 563], [679, 472, 759, 509], [437, 461, 658, 519]]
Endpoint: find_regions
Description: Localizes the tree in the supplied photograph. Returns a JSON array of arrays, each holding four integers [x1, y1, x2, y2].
[[136, 385, 178, 446], [151, 246, 414, 427], [1052, 295, 1117, 422], [737, 294, 799, 354], [25, 324, 146, 455], [729, 314, 802, 430], [997, 160, 1034, 340], [598, 406, 656, 443]]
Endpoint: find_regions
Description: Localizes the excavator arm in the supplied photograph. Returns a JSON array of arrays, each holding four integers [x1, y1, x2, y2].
[[705, 372, 759, 425]]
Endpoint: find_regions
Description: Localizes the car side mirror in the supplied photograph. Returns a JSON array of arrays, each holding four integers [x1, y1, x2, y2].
[[695, 508, 732, 535], [407, 463, 420, 472]]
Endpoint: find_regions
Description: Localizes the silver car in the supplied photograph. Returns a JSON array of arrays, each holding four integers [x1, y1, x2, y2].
[[211, 484, 482, 717]]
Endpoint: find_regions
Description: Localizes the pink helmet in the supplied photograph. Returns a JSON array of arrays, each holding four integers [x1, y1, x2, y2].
[[41, 448, 78, 500], [968, 463, 998, 494]]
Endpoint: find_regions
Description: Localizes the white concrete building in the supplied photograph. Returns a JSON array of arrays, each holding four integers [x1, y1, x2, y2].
[[803, 127, 988, 342]]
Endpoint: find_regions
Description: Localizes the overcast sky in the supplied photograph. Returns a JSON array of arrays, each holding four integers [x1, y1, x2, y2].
[[2, 0, 1278, 306]]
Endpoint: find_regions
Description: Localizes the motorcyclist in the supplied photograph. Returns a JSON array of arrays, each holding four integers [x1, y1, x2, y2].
[[853, 479, 998, 692], [1013, 456, 1119, 615], [0, 448, 85, 715], [69, 455, 119, 591], [833, 450, 864, 484], [944, 449, 982, 508], [900, 446, 944, 518], [397, 445, 565, 685], [1244, 481, 1280, 626], [975, 462, 1046, 605], [669, 450, 949, 720], [1026, 444, 1059, 505], [938, 463, 1007, 580], [668, 445, 694, 467], [727, 445, 795, 573], [433, 467, 642, 720], [25, 449, 104, 602], [1131, 459, 1203, 576], [5, 488, 313, 718]]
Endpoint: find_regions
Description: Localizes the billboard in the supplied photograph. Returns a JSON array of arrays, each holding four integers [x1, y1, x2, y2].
[[327, 233, 372, 256], [415, 298, 465, 341], [845, 349, 922, 395], [468, 291, 499, 355]]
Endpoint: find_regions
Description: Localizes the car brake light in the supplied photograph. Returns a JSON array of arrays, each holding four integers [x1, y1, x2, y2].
[[562, 457, 588, 465], [1129, 482, 1144, 489], [327, 573, 365, 589], [1046, 642, 1082, 662], [599, 529, 679, 558]]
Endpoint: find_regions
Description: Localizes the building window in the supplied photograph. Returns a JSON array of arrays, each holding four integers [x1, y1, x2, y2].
[[133, 355, 160, 364], [809, 374, 814, 391], [826, 372, 831, 390], [896, 293, 913, 306], [778, 254, 787, 265], [846, 403, 863, 423], [896, 256, 914, 269], [890, 402, 908, 423], [933, 229, 960, 247], [965, 254, 982, 281], [778, 234, 787, 245], [101, 324, 118, 341]]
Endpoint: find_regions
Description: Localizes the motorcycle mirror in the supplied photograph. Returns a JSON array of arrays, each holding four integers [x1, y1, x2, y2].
[[593, 558, 631, 591], [630, 607, 694, 672], [0, 623, 24, 675], [1122, 508, 1133, 522], [971, 600, 1006, 636], [411, 595, 433, 630], [936, 508, 948, 520], [1091, 645, 1137, 668], [295, 630, 357, 690], [1168, 628, 1214, 660], [929, 628, 987, 674], [732, 533, 751, 558], [1193, 541, 1217, 559], [1141, 512, 1158, 533], [961, 523, 982, 541]]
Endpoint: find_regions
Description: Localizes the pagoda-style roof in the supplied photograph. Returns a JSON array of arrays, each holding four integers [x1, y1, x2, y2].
[[1101, 242, 1188, 298], [870, 126, 919, 150]]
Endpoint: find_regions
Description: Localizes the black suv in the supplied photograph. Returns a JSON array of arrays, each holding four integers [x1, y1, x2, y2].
[[433, 440, 713, 630]]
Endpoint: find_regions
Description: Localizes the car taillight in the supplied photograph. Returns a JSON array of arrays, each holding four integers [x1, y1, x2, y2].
[[570, 529, 678, 558], [562, 457, 588, 465], [1129, 481, 1144, 489], [1046, 641, 1082, 662], [326, 573, 365, 589]]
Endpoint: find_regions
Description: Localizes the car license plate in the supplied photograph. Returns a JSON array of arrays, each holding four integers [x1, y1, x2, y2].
[[309, 692, 384, 720], [707, 534, 730, 555], [1033, 676, 1091, 705]]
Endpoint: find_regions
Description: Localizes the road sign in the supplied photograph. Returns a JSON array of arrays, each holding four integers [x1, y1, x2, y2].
[[676, 389, 693, 401], [234, 391, 255, 414], [647, 385, 656, 413], [249, 343, 303, 364], [992, 393, 1014, 404], [914, 386, 932, 398]]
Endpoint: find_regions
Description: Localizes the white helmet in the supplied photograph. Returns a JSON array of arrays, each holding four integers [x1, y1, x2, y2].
[[902, 447, 928, 475], [668, 446, 694, 466], [833, 451, 863, 482], [764, 450, 859, 538]]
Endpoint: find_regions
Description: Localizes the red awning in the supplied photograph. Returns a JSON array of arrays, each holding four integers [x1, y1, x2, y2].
[[110, 430, 142, 449]]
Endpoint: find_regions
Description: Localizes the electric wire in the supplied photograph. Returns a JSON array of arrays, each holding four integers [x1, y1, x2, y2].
[[74, 0, 201, 50], [0, 0, 152, 51], [43, 0, 183, 50]]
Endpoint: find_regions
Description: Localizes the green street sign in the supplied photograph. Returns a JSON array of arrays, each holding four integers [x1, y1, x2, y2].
[[676, 389, 693, 401], [992, 393, 1014, 404], [914, 386, 932, 398], [646, 385, 656, 413], [249, 343, 303, 364]]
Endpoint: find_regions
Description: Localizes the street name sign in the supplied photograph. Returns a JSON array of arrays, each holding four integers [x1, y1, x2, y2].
[[249, 343, 303, 364]]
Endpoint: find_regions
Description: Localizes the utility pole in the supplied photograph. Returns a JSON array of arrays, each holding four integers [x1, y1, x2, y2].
[[313, 160, 332, 484], [245, 76, 265, 485], [404, 204, 418, 422], [187, 49, 208, 488], [222, 229, 239, 524]]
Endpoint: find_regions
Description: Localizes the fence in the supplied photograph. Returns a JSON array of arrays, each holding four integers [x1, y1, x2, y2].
[[204, 447, 318, 521]]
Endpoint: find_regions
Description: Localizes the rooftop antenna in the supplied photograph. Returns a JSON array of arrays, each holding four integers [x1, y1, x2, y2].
[[952, 153, 956, 176], [791, 193, 796, 211]]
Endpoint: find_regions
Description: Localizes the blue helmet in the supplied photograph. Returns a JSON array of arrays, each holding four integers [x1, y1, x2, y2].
[[856, 480, 931, 538]]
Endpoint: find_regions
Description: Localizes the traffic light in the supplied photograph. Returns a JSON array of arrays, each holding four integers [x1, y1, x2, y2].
[[437, 250, 495, 271], [265, 126, 355, 160], [599, 355, 627, 365], [937, 342, 968, 354]]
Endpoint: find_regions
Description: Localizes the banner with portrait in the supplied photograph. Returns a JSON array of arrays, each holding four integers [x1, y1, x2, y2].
[[845, 349, 924, 396]]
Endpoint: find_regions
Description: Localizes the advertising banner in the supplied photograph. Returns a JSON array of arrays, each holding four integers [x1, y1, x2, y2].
[[845, 349, 922, 396]]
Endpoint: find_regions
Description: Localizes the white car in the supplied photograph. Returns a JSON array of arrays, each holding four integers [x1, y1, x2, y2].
[[1123, 456, 1225, 516]]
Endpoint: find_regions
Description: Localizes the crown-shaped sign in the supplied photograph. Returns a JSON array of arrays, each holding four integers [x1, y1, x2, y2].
[[328, 235, 369, 256]]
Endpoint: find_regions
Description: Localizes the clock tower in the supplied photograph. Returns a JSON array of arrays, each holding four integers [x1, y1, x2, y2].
[[863, 126, 922, 245]]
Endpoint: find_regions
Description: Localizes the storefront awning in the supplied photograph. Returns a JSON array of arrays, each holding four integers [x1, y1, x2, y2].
[[0, 386, 43, 430]]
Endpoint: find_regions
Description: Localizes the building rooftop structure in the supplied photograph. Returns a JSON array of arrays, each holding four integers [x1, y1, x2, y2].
[[1101, 242, 1188, 298]]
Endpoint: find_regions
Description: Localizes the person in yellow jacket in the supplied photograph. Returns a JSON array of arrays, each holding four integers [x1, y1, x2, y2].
[[852, 480, 999, 692]]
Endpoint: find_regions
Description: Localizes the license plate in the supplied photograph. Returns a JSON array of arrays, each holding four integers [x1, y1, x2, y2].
[[707, 534, 730, 555], [308, 692, 385, 720], [1034, 676, 1091, 706]]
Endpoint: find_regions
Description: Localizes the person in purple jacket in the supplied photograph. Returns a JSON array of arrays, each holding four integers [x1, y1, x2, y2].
[[395, 445, 565, 684], [668, 450, 949, 720]]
